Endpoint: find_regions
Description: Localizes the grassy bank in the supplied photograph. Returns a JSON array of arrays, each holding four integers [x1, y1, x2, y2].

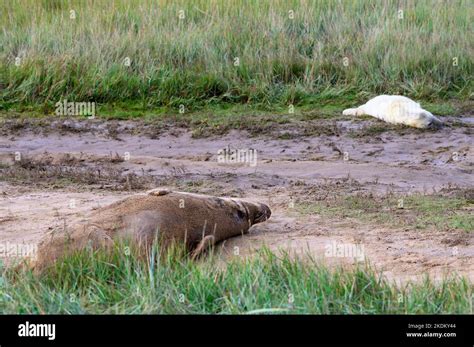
[[0, 245, 472, 314], [298, 192, 474, 232], [1, 0, 472, 114]]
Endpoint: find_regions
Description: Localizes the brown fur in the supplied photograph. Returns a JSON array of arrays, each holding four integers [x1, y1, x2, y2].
[[34, 190, 271, 271]]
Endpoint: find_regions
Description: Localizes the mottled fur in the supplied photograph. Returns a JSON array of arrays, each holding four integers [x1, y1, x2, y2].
[[34, 190, 271, 270]]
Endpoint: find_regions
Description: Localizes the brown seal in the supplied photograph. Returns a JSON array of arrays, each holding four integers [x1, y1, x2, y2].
[[34, 189, 271, 270]]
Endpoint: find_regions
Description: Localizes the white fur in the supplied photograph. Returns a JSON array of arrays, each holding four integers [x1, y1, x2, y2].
[[343, 95, 442, 129]]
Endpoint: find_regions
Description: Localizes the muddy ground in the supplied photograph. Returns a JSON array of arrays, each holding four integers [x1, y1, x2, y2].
[[0, 115, 472, 284]]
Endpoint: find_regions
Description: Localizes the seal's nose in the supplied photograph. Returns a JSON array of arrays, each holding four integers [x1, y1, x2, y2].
[[262, 203, 271, 220], [254, 203, 271, 223]]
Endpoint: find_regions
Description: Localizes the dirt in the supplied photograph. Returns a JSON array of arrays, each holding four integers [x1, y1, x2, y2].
[[0, 116, 472, 284]]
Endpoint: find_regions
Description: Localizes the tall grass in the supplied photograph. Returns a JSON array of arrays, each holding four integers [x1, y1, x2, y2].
[[1, 0, 472, 112], [0, 243, 471, 314]]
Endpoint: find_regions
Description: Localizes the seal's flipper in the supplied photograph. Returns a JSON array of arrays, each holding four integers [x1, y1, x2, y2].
[[342, 107, 364, 116], [147, 188, 171, 196], [191, 235, 215, 260]]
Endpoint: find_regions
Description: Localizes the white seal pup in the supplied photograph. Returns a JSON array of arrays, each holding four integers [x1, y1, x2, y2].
[[343, 95, 442, 129]]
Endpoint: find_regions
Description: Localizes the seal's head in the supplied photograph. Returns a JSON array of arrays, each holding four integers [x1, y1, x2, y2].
[[237, 201, 271, 225], [253, 202, 272, 224], [407, 110, 443, 129]]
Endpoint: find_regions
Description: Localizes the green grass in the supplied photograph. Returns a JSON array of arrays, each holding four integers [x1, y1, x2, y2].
[[298, 193, 474, 232], [0, 244, 471, 314], [1, 0, 472, 115]]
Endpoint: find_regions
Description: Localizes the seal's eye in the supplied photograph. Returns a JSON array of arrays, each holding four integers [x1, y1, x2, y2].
[[237, 209, 246, 219]]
